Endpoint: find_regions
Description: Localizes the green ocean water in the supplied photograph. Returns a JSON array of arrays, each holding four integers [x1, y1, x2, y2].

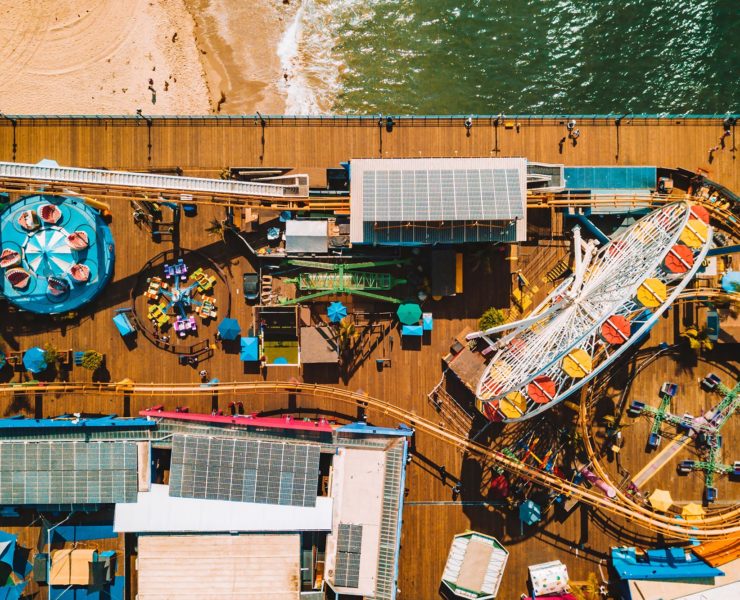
[[292, 0, 739, 115]]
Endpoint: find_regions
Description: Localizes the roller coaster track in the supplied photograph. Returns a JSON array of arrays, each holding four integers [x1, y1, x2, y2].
[[527, 192, 740, 241], [679, 287, 740, 301], [576, 289, 739, 530], [0, 183, 345, 212], [579, 368, 740, 536], [0, 175, 737, 238], [1, 380, 738, 539]]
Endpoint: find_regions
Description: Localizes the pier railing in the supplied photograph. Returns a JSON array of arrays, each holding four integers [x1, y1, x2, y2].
[[0, 113, 737, 126]]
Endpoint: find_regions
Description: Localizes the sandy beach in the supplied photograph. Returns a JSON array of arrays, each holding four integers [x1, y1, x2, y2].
[[0, 0, 295, 115], [185, 0, 296, 114]]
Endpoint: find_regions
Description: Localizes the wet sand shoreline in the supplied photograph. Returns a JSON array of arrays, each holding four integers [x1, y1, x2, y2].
[[185, 0, 296, 114]]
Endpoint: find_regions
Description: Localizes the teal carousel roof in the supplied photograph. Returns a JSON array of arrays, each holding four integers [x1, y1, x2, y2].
[[0, 194, 114, 314]]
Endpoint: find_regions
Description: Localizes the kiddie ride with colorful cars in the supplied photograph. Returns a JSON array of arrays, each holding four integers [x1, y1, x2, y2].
[[628, 376, 740, 503]]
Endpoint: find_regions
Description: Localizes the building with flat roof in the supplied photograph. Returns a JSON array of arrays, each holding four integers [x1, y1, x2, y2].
[[0, 412, 409, 600], [349, 157, 527, 246]]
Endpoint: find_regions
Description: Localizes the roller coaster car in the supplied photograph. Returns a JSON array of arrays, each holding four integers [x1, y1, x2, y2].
[[701, 373, 722, 392], [660, 382, 678, 397], [629, 400, 645, 416], [678, 460, 695, 474], [680, 413, 695, 431], [648, 432, 662, 448], [733, 462, 740, 476], [705, 487, 718, 503]]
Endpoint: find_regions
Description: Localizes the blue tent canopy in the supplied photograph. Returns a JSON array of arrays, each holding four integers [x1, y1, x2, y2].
[[218, 318, 241, 340], [327, 301, 347, 323], [240, 337, 260, 362], [519, 499, 541, 525], [113, 312, 135, 337], [401, 325, 423, 337], [611, 546, 723, 580], [0, 529, 32, 581], [22, 347, 47, 373]]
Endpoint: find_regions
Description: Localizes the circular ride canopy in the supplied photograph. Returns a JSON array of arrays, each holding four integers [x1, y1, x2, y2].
[[476, 201, 712, 422], [0, 195, 114, 314]]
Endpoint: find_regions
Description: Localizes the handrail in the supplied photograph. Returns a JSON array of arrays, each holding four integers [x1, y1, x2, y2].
[[1, 114, 737, 121]]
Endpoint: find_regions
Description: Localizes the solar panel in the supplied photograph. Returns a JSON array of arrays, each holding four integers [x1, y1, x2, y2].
[[362, 168, 524, 222], [335, 523, 363, 588], [169, 434, 320, 508], [0, 441, 138, 504]]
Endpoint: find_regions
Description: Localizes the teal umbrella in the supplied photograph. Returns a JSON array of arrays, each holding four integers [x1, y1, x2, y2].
[[396, 303, 422, 325], [23, 347, 47, 374], [327, 301, 348, 323], [218, 318, 241, 340]]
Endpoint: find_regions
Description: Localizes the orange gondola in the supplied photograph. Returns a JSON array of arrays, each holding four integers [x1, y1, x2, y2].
[[601, 315, 631, 345]]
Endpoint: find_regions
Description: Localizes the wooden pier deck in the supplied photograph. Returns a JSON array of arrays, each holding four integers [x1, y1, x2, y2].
[[0, 116, 738, 599], [0, 116, 737, 192]]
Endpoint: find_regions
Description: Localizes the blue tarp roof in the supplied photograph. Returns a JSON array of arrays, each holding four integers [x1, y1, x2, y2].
[[240, 337, 259, 361], [337, 422, 414, 437], [0, 415, 155, 431], [0, 583, 27, 600], [564, 166, 656, 189], [611, 547, 724, 580], [51, 524, 117, 544], [0, 530, 32, 580]]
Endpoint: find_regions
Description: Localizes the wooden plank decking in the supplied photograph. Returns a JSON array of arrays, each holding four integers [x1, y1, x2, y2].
[[0, 117, 738, 599]]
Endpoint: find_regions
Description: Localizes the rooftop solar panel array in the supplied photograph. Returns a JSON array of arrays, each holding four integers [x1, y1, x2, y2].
[[169, 434, 320, 507], [335, 523, 363, 588], [362, 168, 524, 222], [0, 441, 138, 504]]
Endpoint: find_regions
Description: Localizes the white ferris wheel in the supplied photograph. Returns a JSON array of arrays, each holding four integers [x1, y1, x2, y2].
[[468, 201, 713, 422]]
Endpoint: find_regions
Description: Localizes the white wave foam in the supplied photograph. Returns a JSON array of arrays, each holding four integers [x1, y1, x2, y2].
[[278, 0, 373, 114]]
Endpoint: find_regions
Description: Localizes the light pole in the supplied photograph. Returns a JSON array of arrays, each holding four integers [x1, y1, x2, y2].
[[46, 511, 75, 597]]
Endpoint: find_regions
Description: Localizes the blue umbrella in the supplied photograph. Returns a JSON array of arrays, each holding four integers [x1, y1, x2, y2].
[[218, 318, 241, 341], [23, 347, 47, 374], [519, 499, 542, 525], [327, 301, 348, 323]]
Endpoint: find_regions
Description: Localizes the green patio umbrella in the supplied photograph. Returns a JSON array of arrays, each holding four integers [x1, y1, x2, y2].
[[396, 303, 422, 325]]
